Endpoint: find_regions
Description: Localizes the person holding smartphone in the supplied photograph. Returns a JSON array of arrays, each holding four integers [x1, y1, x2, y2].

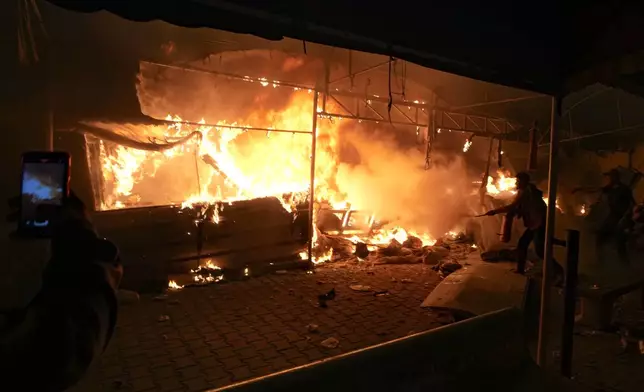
[[1, 184, 122, 389]]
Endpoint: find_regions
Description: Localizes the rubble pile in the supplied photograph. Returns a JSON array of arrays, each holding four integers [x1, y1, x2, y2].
[[316, 232, 477, 279]]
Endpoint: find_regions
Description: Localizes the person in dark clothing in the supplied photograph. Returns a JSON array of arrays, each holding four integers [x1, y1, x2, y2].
[[1, 193, 122, 391], [573, 168, 634, 264], [485, 172, 564, 278]]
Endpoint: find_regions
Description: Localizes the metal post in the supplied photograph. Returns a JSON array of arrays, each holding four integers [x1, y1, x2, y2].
[[307, 92, 320, 264], [561, 229, 580, 378], [47, 107, 54, 151], [528, 125, 538, 171], [45, 38, 54, 151], [480, 137, 494, 205], [537, 96, 561, 366], [424, 109, 436, 169], [497, 139, 503, 168]]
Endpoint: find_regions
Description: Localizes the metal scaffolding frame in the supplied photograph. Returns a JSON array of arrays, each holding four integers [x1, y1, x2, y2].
[[134, 59, 535, 264]]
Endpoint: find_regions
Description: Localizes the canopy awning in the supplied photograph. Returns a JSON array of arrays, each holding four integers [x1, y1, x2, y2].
[[46, 0, 644, 96]]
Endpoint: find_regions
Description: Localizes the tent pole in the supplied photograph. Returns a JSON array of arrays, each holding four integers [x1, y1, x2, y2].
[[480, 137, 494, 205], [307, 92, 320, 265], [536, 96, 561, 366]]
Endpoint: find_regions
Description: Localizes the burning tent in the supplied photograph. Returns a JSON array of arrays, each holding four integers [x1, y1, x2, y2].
[[71, 48, 508, 290], [9, 7, 530, 291]]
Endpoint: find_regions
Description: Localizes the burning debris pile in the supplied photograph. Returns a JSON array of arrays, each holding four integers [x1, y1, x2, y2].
[[310, 228, 477, 279]]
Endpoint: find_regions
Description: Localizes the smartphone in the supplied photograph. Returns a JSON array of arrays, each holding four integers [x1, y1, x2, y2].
[[19, 151, 71, 237]]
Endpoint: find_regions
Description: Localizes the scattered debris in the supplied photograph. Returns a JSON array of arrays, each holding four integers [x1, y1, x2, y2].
[[275, 270, 289, 275], [481, 248, 516, 262], [317, 289, 335, 308], [432, 260, 463, 279], [439, 261, 463, 275], [423, 251, 444, 265], [320, 337, 340, 349], [318, 288, 336, 303], [158, 315, 170, 322], [375, 255, 422, 265], [350, 285, 372, 292], [354, 242, 370, 258], [307, 324, 319, 333], [117, 290, 140, 304], [374, 289, 389, 297], [402, 235, 423, 249]]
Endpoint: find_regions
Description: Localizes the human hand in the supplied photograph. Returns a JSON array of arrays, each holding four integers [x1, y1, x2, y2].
[[7, 192, 118, 264]]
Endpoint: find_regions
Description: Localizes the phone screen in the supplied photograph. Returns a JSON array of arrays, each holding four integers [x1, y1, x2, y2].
[[20, 153, 70, 234]]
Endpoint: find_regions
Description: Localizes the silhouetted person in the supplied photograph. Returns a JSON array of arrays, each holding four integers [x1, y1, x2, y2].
[[1, 193, 122, 391], [573, 168, 634, 264], [485, 172, 564, 278]]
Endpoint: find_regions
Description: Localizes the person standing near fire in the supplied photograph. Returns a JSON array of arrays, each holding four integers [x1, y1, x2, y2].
[[573, 168, 634, 264], [483, 172, 564, 278]]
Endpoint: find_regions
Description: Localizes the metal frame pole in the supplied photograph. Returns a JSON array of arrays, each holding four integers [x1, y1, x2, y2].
[[480, 136, 494, 205], [537, 96, 561, 366], [561, 229, 580, 378], [307, 92, 320, 264]]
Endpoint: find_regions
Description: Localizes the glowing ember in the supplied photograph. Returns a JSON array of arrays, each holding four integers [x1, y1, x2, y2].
[[299, 248, 334, 264], [579, 204, 587, 216], [462, 138, 473, 153], [168, 280, 183, 290]]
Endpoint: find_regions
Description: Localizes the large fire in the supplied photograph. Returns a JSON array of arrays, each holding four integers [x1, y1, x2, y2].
[[96, 88, 446, 268], [98, 90, 342, 214]]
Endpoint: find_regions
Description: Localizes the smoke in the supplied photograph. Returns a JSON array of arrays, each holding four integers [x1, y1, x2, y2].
[[335, 128, 474, 239]]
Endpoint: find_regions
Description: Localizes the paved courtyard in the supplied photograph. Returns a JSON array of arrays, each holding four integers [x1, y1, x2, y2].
[[73, 263, 443, 392]]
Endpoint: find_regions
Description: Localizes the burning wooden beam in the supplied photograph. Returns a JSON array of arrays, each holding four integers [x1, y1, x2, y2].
[[201, 154, 229, 182]]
